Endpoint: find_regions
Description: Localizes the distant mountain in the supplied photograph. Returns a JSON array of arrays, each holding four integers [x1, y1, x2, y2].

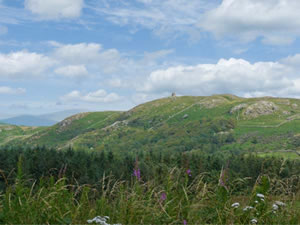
[[39, 109, 86, 122], [0, 115, 56, 127], [0, 113, 15, 120], [0, 109, 85, 127]]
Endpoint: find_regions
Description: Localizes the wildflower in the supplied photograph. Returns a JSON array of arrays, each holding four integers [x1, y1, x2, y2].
[[183, 220, 187, 225], [133, 168, 141, 180], [254, 200, 258, 204], [133, 157, 141, 180], [231, 202, 240, 208], [186, 169, 191, 177], [160, 192, 167, 201], [243, 206, 254, 211], [256, 193, 265, 199], [272, 204, 279, 211], [250, 218, 258, 224], [87, 216, 109, 225], [275, 201, 286, 207], [218, 167, 228, 190], [87, 216, 121, 225]]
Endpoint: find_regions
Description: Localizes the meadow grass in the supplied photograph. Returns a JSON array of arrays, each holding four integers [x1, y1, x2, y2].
[[0, 167, 299, 225]]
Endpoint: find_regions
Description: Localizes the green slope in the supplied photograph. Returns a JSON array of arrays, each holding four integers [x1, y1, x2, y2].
[[3, 95, 300, 158], [0, 123, 44, 146], [16, 111, 122, 148]]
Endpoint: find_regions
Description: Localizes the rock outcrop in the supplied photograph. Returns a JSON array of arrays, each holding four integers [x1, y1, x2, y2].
[[244, 101, 278, 118], [230, 104, 248, 114], [57, 113, 89, 132]]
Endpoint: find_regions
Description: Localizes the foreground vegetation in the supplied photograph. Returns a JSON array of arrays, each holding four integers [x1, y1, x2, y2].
[[1, 171, 300, 224], [0, 147, 299, 224]]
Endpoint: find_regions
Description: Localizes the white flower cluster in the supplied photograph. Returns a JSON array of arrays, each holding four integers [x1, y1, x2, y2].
[[256, 193, 265, 202], [250, 218, 258, 224], [275, 201, 286, 207], [231, 202, 240, 208], [272, 204, 279, 211], [87, 216, 122, 225], [243, 206, 254, 211], [272, 201, 286, 213], [256, 193, 264, 199]]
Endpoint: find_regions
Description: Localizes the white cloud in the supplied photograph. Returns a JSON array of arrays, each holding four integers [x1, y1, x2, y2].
[[90, 0, 300, 45], [0, 42, 173, 86], [25, 0, 84, 20], [141, 57, 300, 98], [51, 42, 174, 79], [61, 89, 121, 103], [280, 54, 300, 68], [199, 0, 300, 45], [0, 86, 26, 95], [90, 0, 213, 40], [54, 65, 88, 78], [52, 42, 102, 63], [0, 51, 54, 78], [52, 42, 122, 74]]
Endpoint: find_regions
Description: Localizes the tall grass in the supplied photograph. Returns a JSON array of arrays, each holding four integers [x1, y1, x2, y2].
[[0, 165, 299, 224]]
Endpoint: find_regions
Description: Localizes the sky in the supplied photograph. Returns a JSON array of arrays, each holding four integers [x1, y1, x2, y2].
[[1, 0, 300, 118]]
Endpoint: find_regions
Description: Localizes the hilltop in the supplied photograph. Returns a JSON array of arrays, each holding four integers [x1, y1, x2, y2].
[[2, 94, 300, 158]]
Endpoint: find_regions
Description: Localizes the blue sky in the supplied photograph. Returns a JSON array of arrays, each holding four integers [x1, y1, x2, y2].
[[1, 0, 300, 118]]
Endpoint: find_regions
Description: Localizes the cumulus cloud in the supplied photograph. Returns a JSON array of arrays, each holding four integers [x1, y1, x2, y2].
[[0, 86, 26, 95], [141, 57, 300, 98], [0, 51, 54, 78], [54, 65, 88, 78], [280, 54, 300, 68], [0, 42, 174, 86], [52, 42, 102, 63], [199, 0, 300, 45], [25, 0, 84, 20], [61, 89, 121, 103], [51, 42, 174, 79], [52, 42, 122, 74]]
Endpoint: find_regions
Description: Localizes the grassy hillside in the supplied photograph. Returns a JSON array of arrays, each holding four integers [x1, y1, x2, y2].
[[10, 111, 122, 148], [0, 124, 44, 146], [3, 95, 300, 158]]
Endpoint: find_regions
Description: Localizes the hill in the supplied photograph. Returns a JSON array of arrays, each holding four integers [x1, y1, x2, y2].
[[2, 94, 300, 158], [0, 123, 44, 146]]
